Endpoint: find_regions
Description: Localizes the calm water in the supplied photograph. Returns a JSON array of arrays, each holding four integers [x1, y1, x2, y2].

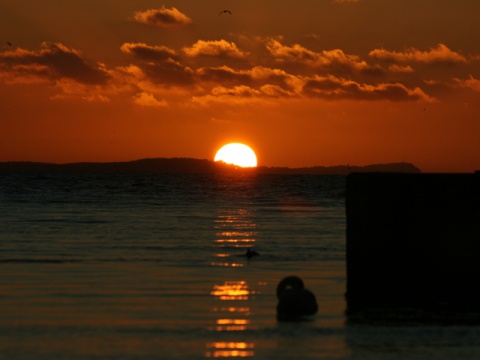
[[1, 172, 480, 359]]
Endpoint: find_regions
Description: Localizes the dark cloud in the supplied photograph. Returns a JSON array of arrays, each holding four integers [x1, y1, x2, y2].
[[120, 42, 194, 87], [120, 43, 177, 62], [303, 75, 433, 101], [196, 66, 253, 85], [195, 65, 300, 94], [143, 59, 195, 86], [0, 42, 109, 85], [1, 39, 452, 104]]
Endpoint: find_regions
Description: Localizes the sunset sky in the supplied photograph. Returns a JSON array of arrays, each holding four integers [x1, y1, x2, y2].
[[1, 0, 479, 172]]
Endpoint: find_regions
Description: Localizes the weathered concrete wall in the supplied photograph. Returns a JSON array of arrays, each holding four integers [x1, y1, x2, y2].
[[346, 172, 480, 321]]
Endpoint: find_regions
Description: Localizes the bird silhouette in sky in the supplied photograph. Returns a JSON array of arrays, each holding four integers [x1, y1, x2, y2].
[[219, 10, 232, 15], [6, 41, 12, 46]]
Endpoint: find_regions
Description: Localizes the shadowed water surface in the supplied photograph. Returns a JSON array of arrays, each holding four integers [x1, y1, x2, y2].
[[1, 172, 480, 359]]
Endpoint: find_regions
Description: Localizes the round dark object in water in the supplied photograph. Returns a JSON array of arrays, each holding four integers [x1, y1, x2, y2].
[[276, 276, 318, 321], [276, 275, 304, 298]]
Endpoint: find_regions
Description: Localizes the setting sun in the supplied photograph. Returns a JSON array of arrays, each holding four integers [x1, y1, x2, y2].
[[214, 143, 258, 168]]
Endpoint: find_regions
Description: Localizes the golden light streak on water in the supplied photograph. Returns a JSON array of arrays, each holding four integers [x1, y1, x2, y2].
[[205, 342, 255, 358], [210, 281, 252, 300]]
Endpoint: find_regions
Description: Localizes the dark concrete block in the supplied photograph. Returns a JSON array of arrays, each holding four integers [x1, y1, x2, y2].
[[346, 172, 480, 321]]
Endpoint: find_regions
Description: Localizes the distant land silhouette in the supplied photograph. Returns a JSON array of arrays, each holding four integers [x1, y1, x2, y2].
[[0, 158, 421, 174]]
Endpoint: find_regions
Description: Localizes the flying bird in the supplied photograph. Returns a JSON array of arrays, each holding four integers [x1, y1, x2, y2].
[[6, 41, 12, 46], [219, 10, 232, 15]]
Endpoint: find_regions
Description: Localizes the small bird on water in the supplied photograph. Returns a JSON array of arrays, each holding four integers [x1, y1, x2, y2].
[[245, 248, 259, 259]]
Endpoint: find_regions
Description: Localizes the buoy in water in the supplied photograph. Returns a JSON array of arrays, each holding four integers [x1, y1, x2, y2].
[[276, 275, 318, 321]]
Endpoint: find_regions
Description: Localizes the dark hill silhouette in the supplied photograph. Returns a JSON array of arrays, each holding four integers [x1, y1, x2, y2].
[[257, 162, 421, 174], [0, 158, 421, 174]]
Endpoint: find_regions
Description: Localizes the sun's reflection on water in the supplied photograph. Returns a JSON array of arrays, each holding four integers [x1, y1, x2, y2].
[[210, 281, 253, 331], [211, 262, 245, 267], [215, 318, 249, 331], [205, 342, 255, 358], [211, 281, 252, 301], [207, 280, 256, 357], [207, 205, 258, 357], [211, 208, 258, 267]]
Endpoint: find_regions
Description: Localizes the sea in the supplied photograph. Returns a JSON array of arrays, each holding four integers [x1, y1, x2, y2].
[[1, 171, 480, 359]]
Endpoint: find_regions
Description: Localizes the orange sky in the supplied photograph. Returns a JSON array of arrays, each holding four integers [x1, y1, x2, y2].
[[1, 0, 480, 172]]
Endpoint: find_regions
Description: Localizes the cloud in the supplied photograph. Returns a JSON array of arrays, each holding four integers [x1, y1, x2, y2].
[[369, 44, 468, 65], [265, 39, 376, 75], [120, 43, 177, 62], [211, 83, 296, 99], [196, 65, 253, 85], [303, 33, 321, 41], [302, 75, 434, 102], [453, 75, 480, 92], [249, 66, 304, 93], [120, 43, 194, 87], [110, 64, 194, 100], [211, 85, 261, 97], [183, 40, 249, 59], [51, 79, 111, 102], [195, 65, 302, 95], [2, 39, 453, 105], [143, 59, 195, 86], [259, 84, 296, 97], [194, 67, 434, 105], [111, 64, 145, 87], [388, 64, 415, 73], [0, 42, 109, 85], [134, 7, 191, 28], [0, 63, 51, 84], [133, 92, 168, 107], [191, 85, 281, 107]]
